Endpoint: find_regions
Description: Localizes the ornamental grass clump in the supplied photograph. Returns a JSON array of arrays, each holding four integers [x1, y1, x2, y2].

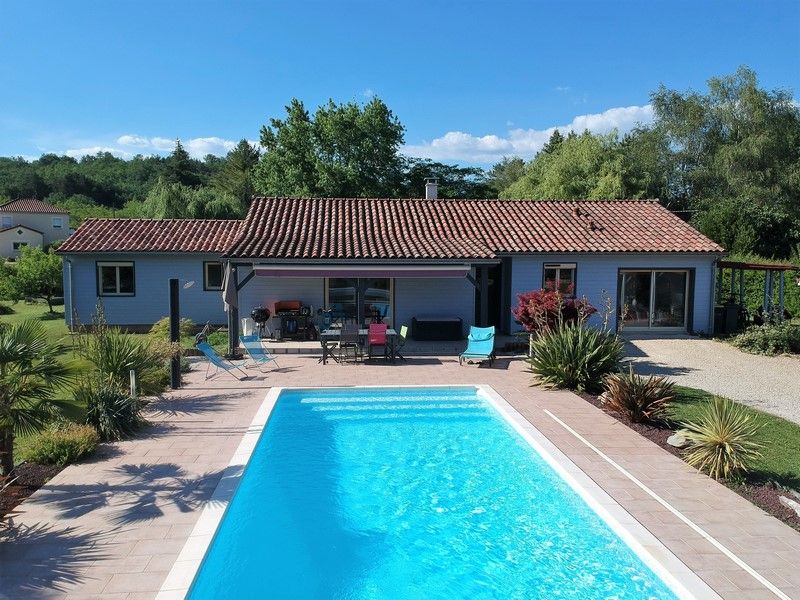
[[528, 321, 624, 394], [602, 365, 675, 423], [21, 421, 99, 466], [680, 396, 763, 481]]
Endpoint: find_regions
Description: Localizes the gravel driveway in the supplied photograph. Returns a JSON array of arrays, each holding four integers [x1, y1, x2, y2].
[[625, 335, 800, 426]]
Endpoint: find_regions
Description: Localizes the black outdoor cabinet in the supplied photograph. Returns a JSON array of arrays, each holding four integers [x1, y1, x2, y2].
[[411, 317, 463, 341]]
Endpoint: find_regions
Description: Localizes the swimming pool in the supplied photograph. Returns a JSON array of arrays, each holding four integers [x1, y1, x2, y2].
[[183, 386, 687, 599]]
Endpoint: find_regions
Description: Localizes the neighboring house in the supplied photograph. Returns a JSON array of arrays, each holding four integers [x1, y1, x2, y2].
[[57, 193, 725, 336], [0, 198, 71, 258]]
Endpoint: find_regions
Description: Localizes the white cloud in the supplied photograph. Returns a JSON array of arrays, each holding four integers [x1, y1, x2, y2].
[[116, 134, 150, 147], [64, 146, 133, 159], [403, 104, 655, 163], [184, 136, 238, 157], [555, 86, 571, 93], [362, 88, 375, 98]]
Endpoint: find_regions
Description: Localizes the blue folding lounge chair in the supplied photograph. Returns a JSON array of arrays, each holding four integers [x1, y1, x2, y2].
[[459, 326, 496, 366], [196, 342, 248, 380], [239, 335, 280, 371]]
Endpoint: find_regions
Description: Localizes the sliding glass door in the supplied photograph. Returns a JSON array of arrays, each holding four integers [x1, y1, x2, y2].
[[619, 270, 689, 330], [326, 278, 393, 326]]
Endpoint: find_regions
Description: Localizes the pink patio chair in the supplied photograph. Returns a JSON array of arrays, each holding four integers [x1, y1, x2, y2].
[[367, 323, 388, 360]]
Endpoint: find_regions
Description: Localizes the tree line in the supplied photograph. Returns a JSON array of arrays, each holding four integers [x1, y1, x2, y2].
[[0, 66, 797, 259]]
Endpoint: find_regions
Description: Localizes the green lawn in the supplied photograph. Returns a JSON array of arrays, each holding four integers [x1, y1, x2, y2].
[[0, 301, 89, 422], [668, 386, 800, 489]]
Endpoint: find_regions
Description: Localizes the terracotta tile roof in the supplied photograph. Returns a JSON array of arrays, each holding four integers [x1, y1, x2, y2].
[[0, 198, 66, 214], [224, 197, 724, 259], [57, 219, 243, 254]]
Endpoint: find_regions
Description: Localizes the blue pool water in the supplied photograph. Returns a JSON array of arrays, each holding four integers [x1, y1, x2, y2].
[[188, 387, 678, 599]]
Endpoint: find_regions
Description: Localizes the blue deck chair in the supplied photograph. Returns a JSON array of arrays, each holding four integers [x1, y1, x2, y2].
[[459, 326, 496, 366], [196, 342, 248, 380], [239, 335, 280, 371]]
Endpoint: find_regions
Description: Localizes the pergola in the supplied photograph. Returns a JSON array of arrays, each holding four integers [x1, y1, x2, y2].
[[717, 259, 800, 318]]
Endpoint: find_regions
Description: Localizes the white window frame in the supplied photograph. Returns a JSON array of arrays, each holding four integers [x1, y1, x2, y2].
[[543, 263, 577, 295], [52, 216, 63, 229], [204, 261, 224, 291], [97, 261, 135, 296]]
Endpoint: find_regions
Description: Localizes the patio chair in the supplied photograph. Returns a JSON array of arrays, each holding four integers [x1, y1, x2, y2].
[[338, 322, 362, 363], [196, 342, 248, 380], [239, 335, 280, 371], [367, 323, 388, 360], [459, 325, 496, 366], [395, 324, 409, 360]]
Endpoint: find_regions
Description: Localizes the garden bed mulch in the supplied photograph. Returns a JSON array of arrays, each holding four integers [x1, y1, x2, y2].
[[579, 392, 800, 532], [0, 463, 64, 519]]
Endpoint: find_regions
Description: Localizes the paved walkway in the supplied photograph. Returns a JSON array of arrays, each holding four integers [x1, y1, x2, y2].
[[1, 355, 799, 599], [626, 335, 800, 425]]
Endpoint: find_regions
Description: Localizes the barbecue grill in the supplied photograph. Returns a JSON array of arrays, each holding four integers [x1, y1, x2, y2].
[[250, 306, 272, 338], [274, 301, 314, 340]]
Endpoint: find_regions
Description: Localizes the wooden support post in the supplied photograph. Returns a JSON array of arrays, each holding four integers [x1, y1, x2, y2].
[[169, 278, 180, 389], [227, 265, 240, 359], [479, 265, 489, 327]]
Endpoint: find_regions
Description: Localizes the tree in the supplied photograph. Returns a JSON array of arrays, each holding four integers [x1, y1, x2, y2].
[[541, 129, 564, 155], [402, 158, 490, 198], [487, 157, 526, 196], [0, 320, 73, 475], [3, 247, 64, 312], [650, 66, 800, 256], [143, 178, 243, 219], [213, 139, 260, 206], [163, 140, 202, 187], [254, 97, 405, 197], [502, 131, 625, 199], [254, 99, 319, 196]]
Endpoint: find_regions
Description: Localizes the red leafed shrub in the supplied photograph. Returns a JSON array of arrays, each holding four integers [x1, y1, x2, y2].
[[512, 284, 597, 333]]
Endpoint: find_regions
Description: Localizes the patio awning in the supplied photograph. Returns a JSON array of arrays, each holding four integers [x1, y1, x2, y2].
[[252, 264, 472, 278]]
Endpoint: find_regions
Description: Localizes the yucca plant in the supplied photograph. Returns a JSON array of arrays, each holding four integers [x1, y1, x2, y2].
[[79, 377, 145, 441], [602, 364, 675, 423], [528, 321, 624, 393], [680, 397, 763, 481]]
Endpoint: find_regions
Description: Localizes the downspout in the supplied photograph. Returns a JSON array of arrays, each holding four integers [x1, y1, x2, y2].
[[65, 259, 74, 330]]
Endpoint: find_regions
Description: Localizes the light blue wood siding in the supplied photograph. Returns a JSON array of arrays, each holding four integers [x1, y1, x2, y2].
[[394, 276, 475, 335], [63, 254, 228, 327], [509, 253, 718, 334]]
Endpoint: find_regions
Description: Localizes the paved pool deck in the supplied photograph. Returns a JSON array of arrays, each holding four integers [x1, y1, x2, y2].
[[1, 355, 799, 599]]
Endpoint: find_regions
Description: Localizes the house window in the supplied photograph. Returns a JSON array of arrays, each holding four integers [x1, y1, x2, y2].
[[13, 242, 28, 251], [204, 262, 224, 290], [97, 262, 135, 296], [52, 216, 63, 229], [543, 263, 577, 295], [1, 216, 12, 227], [325, 278, 393, 326]]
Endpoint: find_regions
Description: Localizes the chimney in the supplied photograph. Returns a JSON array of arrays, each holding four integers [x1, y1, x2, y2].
[[424, 177, 438, 200]]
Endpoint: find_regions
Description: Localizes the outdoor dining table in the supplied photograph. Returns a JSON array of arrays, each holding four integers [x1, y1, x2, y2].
[[321, 328, 398, 364]]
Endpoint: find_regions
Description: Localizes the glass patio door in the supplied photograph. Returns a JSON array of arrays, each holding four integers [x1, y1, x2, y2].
[[619, 270, 688, 330], [326, 278, 393, 326]]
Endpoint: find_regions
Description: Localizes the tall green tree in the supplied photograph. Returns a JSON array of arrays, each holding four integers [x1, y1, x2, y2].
[[487, 157, 526, 196], [213, 139, 260, 206], [163, 140, 202, 187], [651, 65, 800, 256], [502, 131, 625, 199], [254, 97, 405, 197], [0, 320, 73, 475]]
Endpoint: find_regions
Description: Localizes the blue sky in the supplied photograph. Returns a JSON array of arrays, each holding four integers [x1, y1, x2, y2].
[[1, 1, 798, 165]]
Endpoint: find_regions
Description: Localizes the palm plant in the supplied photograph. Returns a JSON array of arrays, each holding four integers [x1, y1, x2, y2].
[[0, 320, 73, 476], [602, 364, 675, 423], [681, 396, 763, 481]]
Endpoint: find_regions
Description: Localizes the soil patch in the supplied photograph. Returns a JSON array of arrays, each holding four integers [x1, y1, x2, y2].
[[1, 463, 63, 519]]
